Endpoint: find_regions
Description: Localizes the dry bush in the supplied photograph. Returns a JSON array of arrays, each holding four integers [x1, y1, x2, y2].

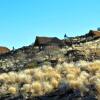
[[33, 69, 45, 81], [42, 82, 53, 93], [8, 86, 17, 94], [21, 84, 31, 93], [23, 68, 34, 75], [31, 81, 43, 95], [68, 80, 82, 89], [66, 74, 77, 81], [0, 60, 100, 96], [8, 72, 18, 83], [17, 73, 32, 84], [0, 73, 10, 83], [50, 78, 59, 89]]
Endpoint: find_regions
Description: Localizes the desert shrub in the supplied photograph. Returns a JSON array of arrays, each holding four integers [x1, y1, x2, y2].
[[0, 60, 100, 96], [42, 82, 53, 93], [31, 81, 43, 95], [50, 78, 59, 89], [8, 86, 17, 94], [21, 84, 31, 93]]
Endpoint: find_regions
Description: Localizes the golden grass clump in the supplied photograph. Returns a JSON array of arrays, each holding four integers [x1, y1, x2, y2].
[[60, 63, 80, 76], [95, 72, 100, 78], [68, 78, 88, 92], [42, 65, 54, 72], [8, 86, 17, 94], [0, 73, 10, 83], [68, 80, 82, 89], [62, 62, 74, 68], [16, 72, 26, 83], [88, 64, 99, 72], [8, 72, 18, 83], [31, 81, 42, 94], [50, 78, 59, 89], [21, 84, 31, 93], [0, 60, 100, 96], [80, 71, 90, 78], [80, 60, 100, 73], [53, 73, 61, 81], [77, 71, 90, 85], [89, 76, 98, 84], [0, 74, 6, 81], [44, 71, 61, 81], [66, 74, 77, 81], [55, 64, 63, 73], [66, 70, 90, 91], [33, 69, 44, 80], [16, 73, 32, 84], [24, 74, 32, 84], [68, 67, 80, 75], [42, 82, 53, 93], [23, 68, 34, 75]]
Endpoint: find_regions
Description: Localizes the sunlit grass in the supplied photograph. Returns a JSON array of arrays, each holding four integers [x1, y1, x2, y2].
[[0, 60, 100, 97]]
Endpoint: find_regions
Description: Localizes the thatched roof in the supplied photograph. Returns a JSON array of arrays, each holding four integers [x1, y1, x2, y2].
[[0, 46, 10, 54], [34, 36, 65, 46]]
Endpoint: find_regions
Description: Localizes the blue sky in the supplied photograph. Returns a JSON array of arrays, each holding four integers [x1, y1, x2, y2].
[[0, 0, 100, 49]]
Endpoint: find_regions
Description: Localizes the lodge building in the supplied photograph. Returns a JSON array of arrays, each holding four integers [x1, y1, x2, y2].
[[34, 36, 65, 50], [0, 46, 10, 55]]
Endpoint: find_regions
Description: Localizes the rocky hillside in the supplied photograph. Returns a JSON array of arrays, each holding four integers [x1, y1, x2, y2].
[[0, 45, 39, 73], [0, 31, 99, 100], [0, 31, 99, 72]]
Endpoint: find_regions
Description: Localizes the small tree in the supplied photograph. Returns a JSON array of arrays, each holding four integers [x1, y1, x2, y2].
[[64, 34, 68, 40]]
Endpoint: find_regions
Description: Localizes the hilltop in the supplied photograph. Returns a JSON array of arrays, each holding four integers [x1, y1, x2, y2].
[[0, 30, 99, 73]]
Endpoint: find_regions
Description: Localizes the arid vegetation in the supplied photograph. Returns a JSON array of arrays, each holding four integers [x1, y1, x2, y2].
[[0, 31, 99, 99], [0, 60, 100, 99]]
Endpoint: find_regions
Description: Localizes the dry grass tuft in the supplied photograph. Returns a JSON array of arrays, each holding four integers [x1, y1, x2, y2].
[[0, 60, 100, 96]]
